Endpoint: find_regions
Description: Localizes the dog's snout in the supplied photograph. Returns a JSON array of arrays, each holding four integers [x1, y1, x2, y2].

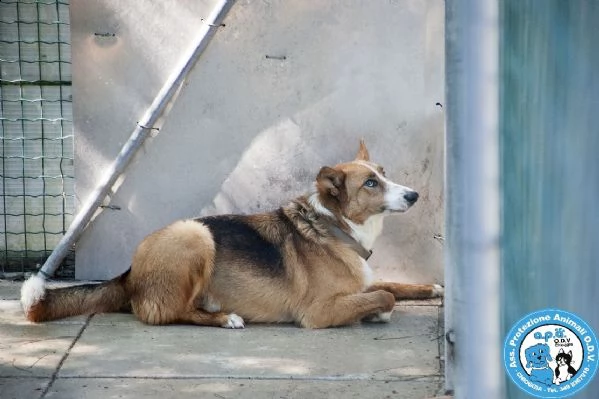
[[404, 191, 419, 205]]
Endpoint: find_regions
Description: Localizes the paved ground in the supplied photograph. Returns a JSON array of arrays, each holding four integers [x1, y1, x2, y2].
[[0, 280, 447, 398]]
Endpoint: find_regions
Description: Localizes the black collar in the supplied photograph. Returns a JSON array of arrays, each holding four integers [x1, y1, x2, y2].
[[327, 224, 373, 260]]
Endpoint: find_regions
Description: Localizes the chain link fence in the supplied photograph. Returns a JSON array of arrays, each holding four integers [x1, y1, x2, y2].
[[1, 0, 74, 278]]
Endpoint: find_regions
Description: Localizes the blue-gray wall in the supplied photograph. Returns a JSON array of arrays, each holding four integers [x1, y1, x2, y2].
[[501, 1, 599, 397]]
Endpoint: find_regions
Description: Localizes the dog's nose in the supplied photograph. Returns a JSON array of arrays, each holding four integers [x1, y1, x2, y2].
[[404, 191, 419, 204]]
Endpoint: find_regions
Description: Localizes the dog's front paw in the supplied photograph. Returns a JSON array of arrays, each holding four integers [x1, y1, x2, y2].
[[363, 311, 393, 323], [432, 284, 444, 298], [222, 313, 245, 329]]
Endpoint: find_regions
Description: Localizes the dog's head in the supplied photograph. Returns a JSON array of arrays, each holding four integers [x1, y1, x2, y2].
[[315, 140, 418, 225], [525, 343, 553, 368]]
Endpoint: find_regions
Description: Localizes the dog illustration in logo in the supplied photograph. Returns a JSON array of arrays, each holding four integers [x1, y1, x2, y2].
[[554, 348, 577, 385], [524, 343, 554, 386]]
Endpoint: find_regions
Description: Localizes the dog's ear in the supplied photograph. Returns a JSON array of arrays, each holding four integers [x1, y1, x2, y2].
[[568, 351, 572, 356], [317, 166, 346, 198], [559, 348, 565, 354], [355, 139, 370, 161]]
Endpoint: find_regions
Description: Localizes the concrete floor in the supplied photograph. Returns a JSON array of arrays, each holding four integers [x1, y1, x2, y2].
[[0, 280, 447, 399]]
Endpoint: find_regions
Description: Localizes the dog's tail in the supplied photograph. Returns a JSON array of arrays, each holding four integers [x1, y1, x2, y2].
[[20, 269, 131, 322]]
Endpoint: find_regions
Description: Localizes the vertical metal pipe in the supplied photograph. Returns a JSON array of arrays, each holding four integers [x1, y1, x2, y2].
[[39, 0, 235, 278], [445, 0, 502, 397]]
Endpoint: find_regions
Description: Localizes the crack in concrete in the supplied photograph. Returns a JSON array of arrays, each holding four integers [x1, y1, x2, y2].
[[39, 314, 93, 399], [46, 374, 444, 382], [373, 333, 438, 341]]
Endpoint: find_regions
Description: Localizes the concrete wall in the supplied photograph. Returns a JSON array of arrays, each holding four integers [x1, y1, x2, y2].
[[71, 0, 445, 283]]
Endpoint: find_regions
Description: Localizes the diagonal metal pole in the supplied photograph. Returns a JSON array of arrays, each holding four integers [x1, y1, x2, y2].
[[39, 0, 236, 279]]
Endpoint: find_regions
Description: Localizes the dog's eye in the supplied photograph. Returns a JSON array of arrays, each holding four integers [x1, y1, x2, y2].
[[364, 179, 378, 188]]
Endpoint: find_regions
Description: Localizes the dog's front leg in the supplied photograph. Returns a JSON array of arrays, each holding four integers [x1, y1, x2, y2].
[[301, 290, 395, 329], [365, 282, 444, 300]]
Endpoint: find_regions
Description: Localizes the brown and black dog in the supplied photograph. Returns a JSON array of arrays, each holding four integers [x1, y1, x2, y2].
[[21, 141, 442, 328]]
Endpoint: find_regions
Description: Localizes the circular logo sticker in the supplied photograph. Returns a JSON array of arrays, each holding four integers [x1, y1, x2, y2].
[[504, 309, 598, 398]]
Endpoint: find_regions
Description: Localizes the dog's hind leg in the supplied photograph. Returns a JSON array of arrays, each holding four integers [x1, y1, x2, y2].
[[129, 219, 220, 326], [132, 278, 244, 328], [177, 308, 245, 328], [301, 290, 395, 328], [180, 281, 244, 328], [365, 282, 444, 300]]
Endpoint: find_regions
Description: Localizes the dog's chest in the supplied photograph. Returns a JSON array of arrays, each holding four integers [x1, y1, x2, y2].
[[360, 259, 374, 289]]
